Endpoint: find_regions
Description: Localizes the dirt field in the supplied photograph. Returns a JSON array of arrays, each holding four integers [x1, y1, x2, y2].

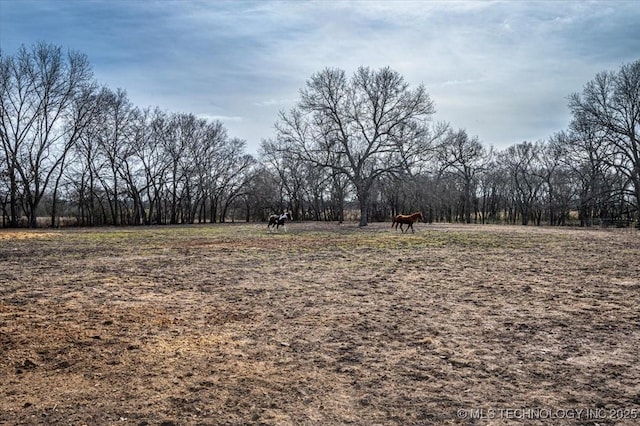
[[1, 222, 639, 425]]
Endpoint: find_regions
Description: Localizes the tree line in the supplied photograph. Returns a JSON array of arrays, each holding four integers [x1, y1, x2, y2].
[[1, 43, 638, 228]]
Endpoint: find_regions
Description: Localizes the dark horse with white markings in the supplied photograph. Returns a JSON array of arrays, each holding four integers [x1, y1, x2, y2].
[[268, 211, 292, 232], [392, 211, 423, 233]]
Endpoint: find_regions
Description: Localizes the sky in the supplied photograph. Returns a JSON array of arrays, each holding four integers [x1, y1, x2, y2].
[[1, 0, 640, 154]]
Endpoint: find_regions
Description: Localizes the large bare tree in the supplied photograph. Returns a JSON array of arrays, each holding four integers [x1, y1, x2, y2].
[[276, 66, 440, 226], [569, 59, 640, 224], [0, 43, 94, 227]]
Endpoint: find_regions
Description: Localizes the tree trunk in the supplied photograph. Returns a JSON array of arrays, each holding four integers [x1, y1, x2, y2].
[[9, 169, 19, 227], [357, 188, 369, 227]]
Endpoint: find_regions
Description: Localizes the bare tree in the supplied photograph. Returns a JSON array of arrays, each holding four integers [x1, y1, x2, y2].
[[260, 137, 310, 219], [212, 137, 255, 223], [437, 128, 486, 223], [160, 113, 195, 224], [0, 43, 94, 227], [69, 86, 115, 226], [499, 141, 546, 225], [467, 145, 500, 224], [242, 165, 282, 221], [276, 66, 440, 226], [555, 125, 615, 226], [537, 139, 571, 225], [122, 107, 171, 225], [569, 59, 640, 224], [93, 88, 137, 225], [49, 80, 100, 227]]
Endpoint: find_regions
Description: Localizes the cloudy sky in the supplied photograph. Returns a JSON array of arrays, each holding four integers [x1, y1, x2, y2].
[[1, 0, 639, 153]]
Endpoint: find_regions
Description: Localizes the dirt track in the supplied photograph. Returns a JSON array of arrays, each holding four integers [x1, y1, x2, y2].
[[1, 222, 639, 425]]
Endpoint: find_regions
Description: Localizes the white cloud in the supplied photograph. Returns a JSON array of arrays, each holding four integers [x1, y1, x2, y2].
[[196, 114, 243, 123], [252, 98, 298, 107]]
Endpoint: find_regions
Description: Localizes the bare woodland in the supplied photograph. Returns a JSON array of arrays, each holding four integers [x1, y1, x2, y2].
[[0, 43, 638, 228]]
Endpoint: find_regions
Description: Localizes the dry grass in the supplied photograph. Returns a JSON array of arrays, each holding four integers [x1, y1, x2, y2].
[[1, 222, 639, 425]]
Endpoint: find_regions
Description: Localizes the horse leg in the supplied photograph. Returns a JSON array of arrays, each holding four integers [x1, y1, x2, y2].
[[268, 217, 277, 232], [410, 223, 415, 233]]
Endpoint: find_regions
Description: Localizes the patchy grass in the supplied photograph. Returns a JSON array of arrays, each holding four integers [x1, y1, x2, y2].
[[1, 222, 639, 425]]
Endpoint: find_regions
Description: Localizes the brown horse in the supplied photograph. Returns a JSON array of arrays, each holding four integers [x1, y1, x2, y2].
[[392, 211, 423, 233]]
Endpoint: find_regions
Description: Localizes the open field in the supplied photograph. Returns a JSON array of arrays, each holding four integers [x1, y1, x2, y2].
[[1, 222, 639, 425]]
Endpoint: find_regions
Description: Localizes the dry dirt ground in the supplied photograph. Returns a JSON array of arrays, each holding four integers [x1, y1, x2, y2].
[[1, 222, 639, 425]]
